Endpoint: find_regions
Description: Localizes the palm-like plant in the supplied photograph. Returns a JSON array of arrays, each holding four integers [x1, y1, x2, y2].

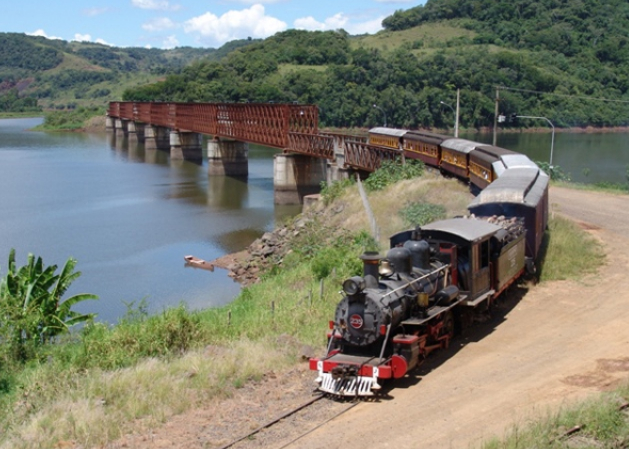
[[0, 249, 97, 362]]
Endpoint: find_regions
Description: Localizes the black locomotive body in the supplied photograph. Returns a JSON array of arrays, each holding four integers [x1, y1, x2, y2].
[[310, 217, 527, 396]]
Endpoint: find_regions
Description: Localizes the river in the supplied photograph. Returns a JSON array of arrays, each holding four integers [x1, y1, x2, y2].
[[0, 117, 300, 323], [0, 118, 625, 323]]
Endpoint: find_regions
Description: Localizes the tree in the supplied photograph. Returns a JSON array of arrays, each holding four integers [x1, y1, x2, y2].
[[0, 249, 97, 363]]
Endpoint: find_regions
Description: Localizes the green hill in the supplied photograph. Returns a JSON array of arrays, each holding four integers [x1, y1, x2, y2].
[[0, 32, 258, 112]]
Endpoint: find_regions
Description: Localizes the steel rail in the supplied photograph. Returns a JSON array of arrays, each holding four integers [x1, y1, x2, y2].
[[217, 394, 325, 449]]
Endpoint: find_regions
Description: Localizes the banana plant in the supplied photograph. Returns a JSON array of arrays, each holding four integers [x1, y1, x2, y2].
[[0, 249, 97, 361]]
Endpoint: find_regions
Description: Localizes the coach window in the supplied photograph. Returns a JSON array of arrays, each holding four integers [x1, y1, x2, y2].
[[480, 239, 490, 268]]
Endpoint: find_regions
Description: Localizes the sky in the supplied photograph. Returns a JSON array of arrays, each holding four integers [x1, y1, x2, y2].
[[2, 0, 424, 50]]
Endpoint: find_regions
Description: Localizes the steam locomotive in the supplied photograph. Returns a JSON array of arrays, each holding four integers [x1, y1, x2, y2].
[[309, 128, 548, 397]]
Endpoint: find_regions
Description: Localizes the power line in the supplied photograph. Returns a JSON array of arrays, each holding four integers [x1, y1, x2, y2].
[[496, 85, 629, 104]]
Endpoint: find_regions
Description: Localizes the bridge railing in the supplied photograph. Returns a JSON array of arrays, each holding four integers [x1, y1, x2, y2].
[[108, 101, 318, 149], [288, 132, 334, 159], [344, 141, 402, 172]]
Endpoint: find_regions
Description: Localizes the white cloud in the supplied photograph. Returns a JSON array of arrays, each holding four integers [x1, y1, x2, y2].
[[294, 13, 385, 35], [71, 33, 113, 46], [131, 0, 180, 11], [95, 38, 113, 46], [74, 33, 92, 42], [346, 16, 386, 35], [27, 29, 63, 40], [294, 13, 347, 31], [184, 4, 286, 46], [142, 17, 177, 32], [162, 35, 179, 49]]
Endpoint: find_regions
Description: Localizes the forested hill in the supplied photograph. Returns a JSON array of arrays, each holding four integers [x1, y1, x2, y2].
[[0, 32, 257, 112], [383, 0, 629, 60], [122, 0, 629, 130]]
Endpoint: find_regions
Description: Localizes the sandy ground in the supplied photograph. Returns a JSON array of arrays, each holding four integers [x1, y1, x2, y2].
[[109, 186, 629, 449]]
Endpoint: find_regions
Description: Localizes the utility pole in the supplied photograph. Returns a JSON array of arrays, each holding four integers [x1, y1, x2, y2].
[[493, 87, 500, 146], [455, 88, 460, 138]]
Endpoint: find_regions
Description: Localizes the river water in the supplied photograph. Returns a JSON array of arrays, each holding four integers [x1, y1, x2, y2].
[[0, 118, 626, 323], [0, 118, 299, 323]]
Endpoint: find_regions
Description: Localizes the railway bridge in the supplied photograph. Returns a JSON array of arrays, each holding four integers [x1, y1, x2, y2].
[[107, 101, 400, 204]]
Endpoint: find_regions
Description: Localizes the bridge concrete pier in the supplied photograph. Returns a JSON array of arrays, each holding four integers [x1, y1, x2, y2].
[[144, 125, 170, 151], [274, 153, 327, 205], [207, 138, 249, 177], [114, 119, 127, 138], [326, 163, 352, 184], [127, 121, 145, 143], [170, 131, 202, 161], [105, 116, 115, 132]]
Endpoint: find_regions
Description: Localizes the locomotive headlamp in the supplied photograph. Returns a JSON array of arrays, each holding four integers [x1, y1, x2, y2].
[[343, 276, 365, 295]]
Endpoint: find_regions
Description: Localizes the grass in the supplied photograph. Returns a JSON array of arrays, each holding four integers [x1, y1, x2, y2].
[[351, 21, 476, 53], [539, 214, 605, 282], [0, 112, 42, 119], [0, 169, 608, 448], [483, 382, 629, 448], [554, 180, 629, 195], [31, 106, 106, 131]]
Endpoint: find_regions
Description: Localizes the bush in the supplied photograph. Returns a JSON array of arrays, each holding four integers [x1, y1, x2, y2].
[[320, 178, 355, 205], [399, 202, 447, 227], [364, 159, 425, 191], [536, 161, 571, 182], [0, 249, 97, 364]]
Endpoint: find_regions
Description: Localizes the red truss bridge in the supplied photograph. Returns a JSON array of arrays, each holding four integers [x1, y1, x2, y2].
[[107, 101, 402, 173]]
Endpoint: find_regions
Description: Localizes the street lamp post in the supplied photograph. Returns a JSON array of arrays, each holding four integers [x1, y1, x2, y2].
[[440, 100, 458, 137], [373, 104, 387, 127], [514, 115, 555, 168]]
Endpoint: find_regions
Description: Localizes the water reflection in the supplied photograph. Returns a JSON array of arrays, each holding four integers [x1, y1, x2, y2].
[[464, 131, 628, 184]]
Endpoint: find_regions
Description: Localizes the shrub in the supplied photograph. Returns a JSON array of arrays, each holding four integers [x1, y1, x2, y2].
[[399, 202, 447, 227], [364, 159, 425, 191], [0, 249, 97, 364], [320, 178, 355, 205], [536, 161, 571, 182]]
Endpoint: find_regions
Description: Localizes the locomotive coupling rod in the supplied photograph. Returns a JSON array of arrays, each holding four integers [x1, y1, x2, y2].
[[381, 265, 451, 300]]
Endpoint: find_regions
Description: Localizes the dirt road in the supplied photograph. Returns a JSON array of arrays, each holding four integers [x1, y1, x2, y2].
[[110, 186, 629, 449]]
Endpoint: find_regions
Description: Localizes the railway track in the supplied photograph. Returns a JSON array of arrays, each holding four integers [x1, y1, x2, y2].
[[218, 394, 360, 449]]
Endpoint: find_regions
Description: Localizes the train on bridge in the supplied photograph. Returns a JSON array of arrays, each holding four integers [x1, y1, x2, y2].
[[310, 127, 549, 397]]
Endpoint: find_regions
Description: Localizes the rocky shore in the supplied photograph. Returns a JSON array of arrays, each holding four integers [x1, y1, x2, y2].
[[210, 213, 317, 286]]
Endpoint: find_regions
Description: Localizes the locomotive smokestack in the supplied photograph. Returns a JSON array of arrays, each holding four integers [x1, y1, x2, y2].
[[360, 252, 381, 288]]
